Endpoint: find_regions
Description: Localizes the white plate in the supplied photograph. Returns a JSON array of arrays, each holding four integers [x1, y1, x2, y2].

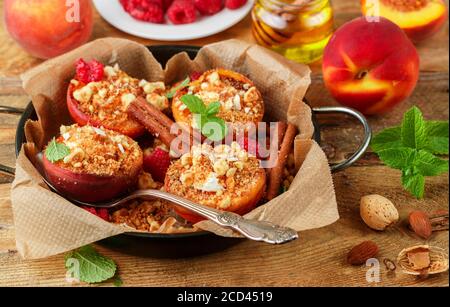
[[93, 0, 254, 41]]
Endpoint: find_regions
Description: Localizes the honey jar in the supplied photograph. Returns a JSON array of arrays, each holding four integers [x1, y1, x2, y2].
[[252, 0, 334, 64]]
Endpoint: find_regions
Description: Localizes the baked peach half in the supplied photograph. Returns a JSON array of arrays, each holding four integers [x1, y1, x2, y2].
[[361, 0, 448, 42], [165, 143, 266, 224], [68, 61, 169, 139], [172, 69, 264, 133], [43, 124, 143, 203]]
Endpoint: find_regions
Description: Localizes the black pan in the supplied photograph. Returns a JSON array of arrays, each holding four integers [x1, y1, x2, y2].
[[0, 45, 371, 257]]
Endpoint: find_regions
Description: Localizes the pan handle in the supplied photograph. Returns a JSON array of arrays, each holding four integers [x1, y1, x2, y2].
[[0, 164, 15, 176], [0, 106, 25, 115], [0, 106, 24, 176], [312, 106, 372, 172]]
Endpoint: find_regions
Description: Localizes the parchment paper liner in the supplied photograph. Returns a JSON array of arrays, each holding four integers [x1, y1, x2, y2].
[[11, 38, 338, 259]]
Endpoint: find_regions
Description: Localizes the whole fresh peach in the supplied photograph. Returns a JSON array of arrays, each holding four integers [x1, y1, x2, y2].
[[4, 0, 93, 59], [361, 0, 448, 43], [322, 17, 419, 115]]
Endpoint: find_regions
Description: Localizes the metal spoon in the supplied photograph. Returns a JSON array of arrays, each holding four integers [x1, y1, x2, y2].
[[35, 153, 298, 244]]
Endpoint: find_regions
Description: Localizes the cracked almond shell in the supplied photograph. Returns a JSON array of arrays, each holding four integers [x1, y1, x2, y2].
[[397, 245, 449, 276]]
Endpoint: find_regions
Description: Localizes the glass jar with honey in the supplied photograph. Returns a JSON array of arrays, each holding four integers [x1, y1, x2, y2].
[[252, 0, 334, 64]]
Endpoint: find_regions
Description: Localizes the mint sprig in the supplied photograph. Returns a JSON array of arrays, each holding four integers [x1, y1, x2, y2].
[[425, 121, 449, 154], [371, 106, 448, 199], [166, 77, 190, 99], [181, 94, 228, 141], [45, 138, 70, 163], [65, 245, 117, 284]]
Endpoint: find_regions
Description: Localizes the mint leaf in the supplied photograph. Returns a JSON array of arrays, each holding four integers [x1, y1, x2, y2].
[[181, 94, 227, 141], [413, 150, 448, 176], [425, 121, 449, 154], [202, 117, 228, 142], [206, 101, 221, 116], [401, 106, 427, 150], [65, 245, 116, 284], [45, 138, 70, 163], [402, 171, 425, 199], [372, 106, 449, 199], [200, 114, 209, 130], [181, 94, 206, 114], [426, 121, 449, 137], [376, 147, 416, 170], [166, 77, 190, 99], [371, 126, 402, 152], [372, 119, 448, 154]]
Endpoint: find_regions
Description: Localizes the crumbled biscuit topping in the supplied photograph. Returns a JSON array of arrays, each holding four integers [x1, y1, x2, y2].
[[110, 200, 171, 232], [71, 64, 168, 126], [173, 70, 264, 129], [165, 142, 262, 209], [55, 124, 142, 176], [138, 171, 163, 190]]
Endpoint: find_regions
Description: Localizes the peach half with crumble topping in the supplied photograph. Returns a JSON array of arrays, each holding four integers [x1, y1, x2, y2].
[[172, 69, 264, 132], [43, 124, 143, 202], [67, 60, 169, 138], [164, 142, 266, 223]]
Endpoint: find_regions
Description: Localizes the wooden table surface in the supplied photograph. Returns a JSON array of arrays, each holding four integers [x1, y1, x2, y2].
[[0, 0, 448, 287]]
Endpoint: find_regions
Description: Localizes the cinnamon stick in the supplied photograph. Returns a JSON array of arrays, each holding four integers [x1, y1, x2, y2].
[[132, 97, 175, 130], [274, 122, 288, 150], [128, 97, 197, 155], [265, 121, 287, 173], [127, 99, 175, 148], [266, 123, 297, 200]]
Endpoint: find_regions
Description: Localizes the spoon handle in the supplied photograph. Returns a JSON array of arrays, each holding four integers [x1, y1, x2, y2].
[[131, 190, 298, 244]]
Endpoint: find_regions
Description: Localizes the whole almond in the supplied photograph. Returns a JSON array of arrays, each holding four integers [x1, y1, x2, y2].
[[360, 194, 399, 231], [409, 210, 432, 239], [347, 241, 379, 265]]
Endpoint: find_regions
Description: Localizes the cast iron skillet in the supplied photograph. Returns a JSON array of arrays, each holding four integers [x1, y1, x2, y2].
[[0, 45, 371, 257]]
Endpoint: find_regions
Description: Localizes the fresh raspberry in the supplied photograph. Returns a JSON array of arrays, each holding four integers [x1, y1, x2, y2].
[[120, 0, 163, 11], [143, 148, 171, 182], [96, 208, 110, 221], [82, 206, 97, 215], [162, 0, 174, 11], [225, 0, 247, 9], [167, 0, 197, 24], [151, 0, 164, 7], [75, 59, 104, 84], [81, 206, 110, 222], [120, 0, 165, 23], [194, 0, 223, 15], [133, 4, 165, 23], [120, 0, 130, 10], [189, 71, 202, 81]]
